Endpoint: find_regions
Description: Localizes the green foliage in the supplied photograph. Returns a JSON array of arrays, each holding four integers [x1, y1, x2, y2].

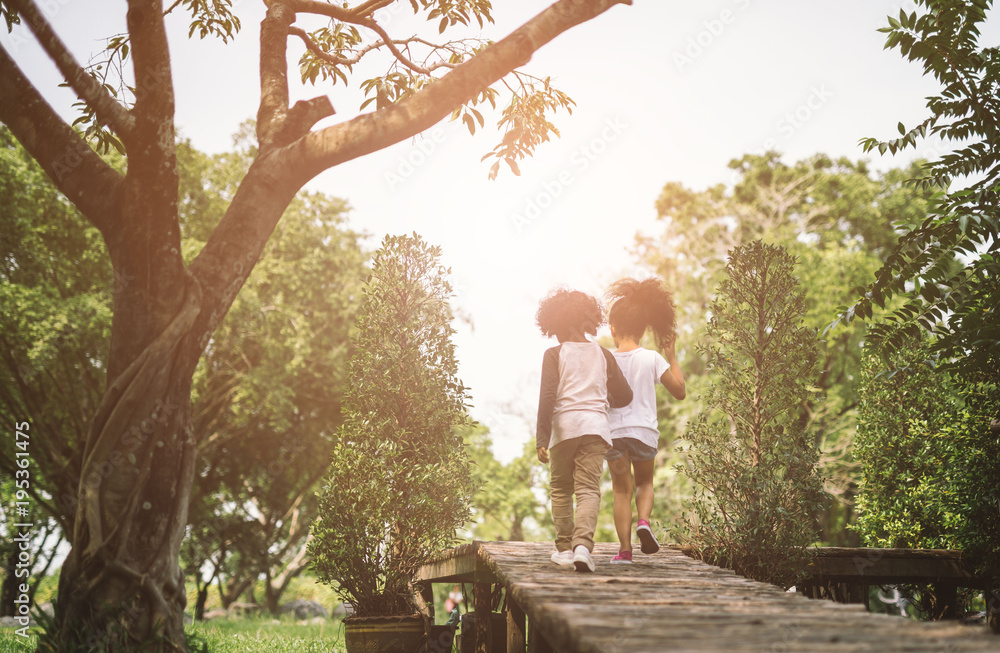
[[310, 234, 477, 618], [481, 75, 575, 180], [462, 425, 551, 541], [291, 0, 574, 178], [854, 341, 1000, 580], [673, 241, 826, 588], [638, 152, 932, 544], [840, 1, 1000, 377], [0, 125, 112, 528], [180, 127, 367, 613], [0, 122, 366, 615]]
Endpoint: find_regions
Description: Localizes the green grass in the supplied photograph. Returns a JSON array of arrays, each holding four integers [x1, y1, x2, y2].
[[187, 617, 346, 652], [0, 618, 346, 653], [0, 627, 38, 651]]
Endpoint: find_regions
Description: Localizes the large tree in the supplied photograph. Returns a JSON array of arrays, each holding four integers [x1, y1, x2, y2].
[[0, 1, 632, 646], [1, 124, 366, 621]]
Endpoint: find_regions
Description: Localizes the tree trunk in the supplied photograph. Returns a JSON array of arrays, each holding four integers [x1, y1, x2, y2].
[[52, 277, 203, 651], [0, 548, 15, 617], [509, 516, 524, 542], [194, 584, 208, 622]]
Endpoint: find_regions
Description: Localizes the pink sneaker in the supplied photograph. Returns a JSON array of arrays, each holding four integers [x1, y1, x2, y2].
[[610, 550, 633, 564], [636, 519, 660, 554]]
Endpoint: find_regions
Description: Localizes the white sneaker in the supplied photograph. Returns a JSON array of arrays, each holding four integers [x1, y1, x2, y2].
[[573, 545, 595, 572], [550, 550, 574, 568]]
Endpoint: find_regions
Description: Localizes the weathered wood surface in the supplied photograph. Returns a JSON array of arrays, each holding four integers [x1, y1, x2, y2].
[[416, 542, 498, 585], [423, 541, 999, 653], [804, 547, 986, 586]]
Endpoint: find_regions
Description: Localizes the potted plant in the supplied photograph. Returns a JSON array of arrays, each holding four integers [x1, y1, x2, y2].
[[310, 233, 477, 653]]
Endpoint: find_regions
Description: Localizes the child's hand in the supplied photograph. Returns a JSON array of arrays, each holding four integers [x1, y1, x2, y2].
[[536, 446, 549, 464]]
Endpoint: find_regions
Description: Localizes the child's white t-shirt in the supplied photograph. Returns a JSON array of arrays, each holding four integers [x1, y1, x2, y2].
[[609, 347, 669, 449]]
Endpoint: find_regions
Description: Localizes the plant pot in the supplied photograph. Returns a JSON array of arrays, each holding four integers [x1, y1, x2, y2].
[[426, 623, 457, 653], [460, 612, 506, 653], [344, 614, 426, 653]]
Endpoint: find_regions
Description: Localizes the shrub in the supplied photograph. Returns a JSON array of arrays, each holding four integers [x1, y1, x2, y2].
[[672, 240, 826, 587], [855, 340, 1000, 582], [309, 234, 477, 617]]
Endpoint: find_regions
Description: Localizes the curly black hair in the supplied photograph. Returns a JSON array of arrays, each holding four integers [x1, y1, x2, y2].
[[536, 288, 605, 341], [606, 277, 676, 350]]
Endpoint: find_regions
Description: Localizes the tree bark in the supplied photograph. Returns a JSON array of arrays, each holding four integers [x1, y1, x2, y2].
[[54, 275, 202, 650]]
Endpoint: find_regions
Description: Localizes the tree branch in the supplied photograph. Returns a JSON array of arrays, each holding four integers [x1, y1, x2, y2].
[[0, 44, 124, 237], [291, 25, 458, 71], [6, 0, 135, 141], [258, 0, 295, 149], [290, 0, 631, 181], [294, 0, 454, 75], [348, 0, 395, 18], [187, 0, 630, 348]]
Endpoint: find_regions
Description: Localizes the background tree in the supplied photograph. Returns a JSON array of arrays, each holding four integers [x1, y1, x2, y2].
[[638, 152, 932, 544], [0, 124, 111, 616], [180, 127, 368, 617], [310, 233, 476, 618], [839, 1, 999, 379], [672, 240, 826, 588], [0, 125, 111, 534], [0, 0, 627, 646], [462, 425, 551, 542]]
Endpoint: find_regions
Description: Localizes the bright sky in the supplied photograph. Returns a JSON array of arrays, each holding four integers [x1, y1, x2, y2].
[[3, 1, 969, 461]]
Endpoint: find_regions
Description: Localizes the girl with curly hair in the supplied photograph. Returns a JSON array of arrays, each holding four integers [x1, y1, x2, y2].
[[604, 278, 686, 564], [535, 288, 633, 572]]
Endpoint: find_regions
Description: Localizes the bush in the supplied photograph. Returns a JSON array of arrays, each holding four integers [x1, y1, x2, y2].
[[672, 240, 826, 587], [855, 340, 1000, 582], [309, 234, 477, 617]]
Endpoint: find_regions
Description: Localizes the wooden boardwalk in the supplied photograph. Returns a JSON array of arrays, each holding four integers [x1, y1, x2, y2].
[[417, 541, 999, 653]]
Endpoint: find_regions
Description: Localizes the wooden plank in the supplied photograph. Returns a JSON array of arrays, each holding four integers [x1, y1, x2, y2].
[[418, 582, 435, 621], [416, 541, 500, 585], [463, 541, 998, 652], [474, 582, 491, 653], [806, 551, 978, 583], [528, 618, 554, 653], [506, 594, 526, 653], [813, 547, 966, 559]]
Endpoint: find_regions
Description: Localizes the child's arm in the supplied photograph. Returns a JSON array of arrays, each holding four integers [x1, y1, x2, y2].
[[535, 346, 560, 460], [602, 348, 633, 408], [660, 340, 686, 400]]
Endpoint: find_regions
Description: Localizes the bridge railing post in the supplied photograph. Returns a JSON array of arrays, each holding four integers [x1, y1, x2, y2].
[[475, 581, 491, 653], [505, 594, 526, 653]]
